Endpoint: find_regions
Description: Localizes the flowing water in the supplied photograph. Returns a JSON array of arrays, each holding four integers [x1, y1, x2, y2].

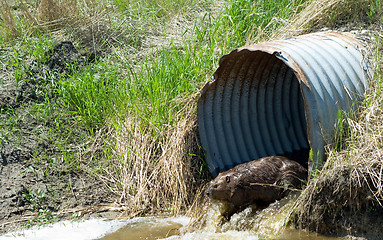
[[0, 196, 345, 240], [100, 194, 343, 240]]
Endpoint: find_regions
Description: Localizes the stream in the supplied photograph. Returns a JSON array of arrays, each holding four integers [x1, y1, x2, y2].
[[0, 196, 344, 240], [0, 216, 343, 240]]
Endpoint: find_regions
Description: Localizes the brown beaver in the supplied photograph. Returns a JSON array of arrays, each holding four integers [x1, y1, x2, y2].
[[206, 156, 307, 216]]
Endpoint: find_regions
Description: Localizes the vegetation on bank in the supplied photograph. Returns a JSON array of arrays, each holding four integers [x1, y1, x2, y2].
[[0, 0, 309, 216], [0, 0, 382, 236]]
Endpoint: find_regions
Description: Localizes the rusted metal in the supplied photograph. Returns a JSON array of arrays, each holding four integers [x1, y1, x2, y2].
[[198, 32, 371, 177]]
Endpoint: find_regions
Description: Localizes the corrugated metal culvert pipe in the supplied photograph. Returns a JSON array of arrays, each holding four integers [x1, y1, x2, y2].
[[198, 32, 372, 177]]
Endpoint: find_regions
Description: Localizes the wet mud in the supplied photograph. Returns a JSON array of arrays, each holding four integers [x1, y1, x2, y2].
[[0, 41, 113, 234]]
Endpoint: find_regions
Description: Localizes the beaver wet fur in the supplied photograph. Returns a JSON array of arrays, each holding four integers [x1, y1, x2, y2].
[[206, 156, 307, 217]]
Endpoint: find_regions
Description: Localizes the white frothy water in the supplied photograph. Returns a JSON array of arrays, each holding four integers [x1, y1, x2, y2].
[[160, 203, 260, 240], [160, 194, 301, 240], [0, 218, 128, 240], [0, 195, 343, 240]]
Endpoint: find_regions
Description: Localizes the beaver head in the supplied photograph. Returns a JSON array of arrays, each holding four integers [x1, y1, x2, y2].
[[205, 170, 239, 202], [206, 156, 307, 215]]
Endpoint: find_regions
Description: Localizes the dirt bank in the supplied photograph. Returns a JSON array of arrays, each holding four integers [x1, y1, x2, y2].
[[0, 40, 116, 234], [291, 164, 383, 240]]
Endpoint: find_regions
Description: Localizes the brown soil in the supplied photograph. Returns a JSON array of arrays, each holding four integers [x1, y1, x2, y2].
[[0, 41, 116, 234], [291, 165, 383, 240]]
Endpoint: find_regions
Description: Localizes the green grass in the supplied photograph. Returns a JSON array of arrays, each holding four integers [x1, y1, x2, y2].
[[368, 0, 383, 21], [25, 0, 308, 136], [102, 0, 309, 134], [56, 61, 124, 129], [218, 0, 307, 46], [22, 189, 58, 228]]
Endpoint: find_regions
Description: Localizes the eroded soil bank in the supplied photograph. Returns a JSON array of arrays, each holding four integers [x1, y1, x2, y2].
[[0, 40, 117, 233]]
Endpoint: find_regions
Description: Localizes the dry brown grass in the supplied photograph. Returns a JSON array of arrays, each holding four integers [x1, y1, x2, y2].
[[98, 95, 207, 217], [0, 2, 18, 40], [36, 0, 79, 30], [270, 0, 371, 39], [0, 0, 120, 48]]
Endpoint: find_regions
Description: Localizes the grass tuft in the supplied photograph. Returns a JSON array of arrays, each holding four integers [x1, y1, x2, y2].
[[97, 95, 205, 215], [272, 0, 376, 39]]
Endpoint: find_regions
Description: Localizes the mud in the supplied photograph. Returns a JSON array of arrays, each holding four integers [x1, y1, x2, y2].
[[0, 41, 115, 234], [291, 165, 383, 240]]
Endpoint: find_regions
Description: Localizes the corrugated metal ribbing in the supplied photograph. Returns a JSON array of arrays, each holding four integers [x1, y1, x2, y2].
[[198, 32, 371, 177]]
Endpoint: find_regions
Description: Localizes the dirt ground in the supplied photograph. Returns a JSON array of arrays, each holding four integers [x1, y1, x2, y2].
[[0, 41, 118, 234]]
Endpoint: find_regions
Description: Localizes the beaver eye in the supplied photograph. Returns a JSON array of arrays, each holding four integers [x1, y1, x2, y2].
[[226, 176, 230, 183]]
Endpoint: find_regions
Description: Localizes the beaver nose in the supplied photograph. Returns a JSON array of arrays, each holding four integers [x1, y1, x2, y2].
[[206, 184, 218, 197]]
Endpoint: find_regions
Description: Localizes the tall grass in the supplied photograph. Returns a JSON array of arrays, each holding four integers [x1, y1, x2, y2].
[[57, 61, 124, 129], [218, 0, 307, 45]]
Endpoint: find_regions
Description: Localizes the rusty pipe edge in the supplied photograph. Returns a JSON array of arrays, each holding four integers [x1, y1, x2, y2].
[[198, 31, 371, 177]]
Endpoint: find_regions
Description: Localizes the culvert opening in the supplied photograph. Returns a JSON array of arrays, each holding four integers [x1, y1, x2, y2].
[[198, 50, 310, 177], [198, 32, 370, 177]]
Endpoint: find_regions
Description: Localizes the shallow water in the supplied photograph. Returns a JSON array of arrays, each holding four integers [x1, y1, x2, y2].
[[0, 195, 345, 240], [100, 195, 344, 240], [0, 216, 343, 240], [99, 217, 342, 240], [99, 217, 189, 240]]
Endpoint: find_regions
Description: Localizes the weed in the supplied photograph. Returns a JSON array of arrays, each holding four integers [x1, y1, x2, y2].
[[22, 189, 57, 227], [368, 0, 383, 22]]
